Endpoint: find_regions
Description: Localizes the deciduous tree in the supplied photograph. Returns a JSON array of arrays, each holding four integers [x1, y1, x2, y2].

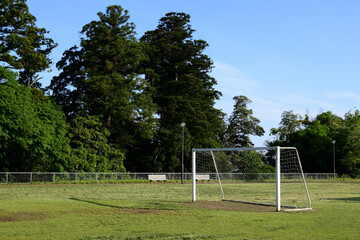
[[68, 115, 125, 172], [341, 110, 360, 177], [0, 67, 70, 172], [267, 110, 360, 176]]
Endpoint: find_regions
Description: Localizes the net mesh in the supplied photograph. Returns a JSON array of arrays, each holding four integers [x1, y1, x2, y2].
[[194, 147, 310, 210]]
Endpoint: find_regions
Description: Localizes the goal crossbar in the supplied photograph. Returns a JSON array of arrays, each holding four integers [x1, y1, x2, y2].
[[192, 147, 277, 152]]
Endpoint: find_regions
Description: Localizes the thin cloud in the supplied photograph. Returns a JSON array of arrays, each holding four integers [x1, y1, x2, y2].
[[328, 91, 360, 102], [275, 94, 336, 109], [212, 61, 259, 91]]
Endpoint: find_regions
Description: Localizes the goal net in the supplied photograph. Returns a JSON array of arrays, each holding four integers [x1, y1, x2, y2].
[[192, 147, 311, 211]]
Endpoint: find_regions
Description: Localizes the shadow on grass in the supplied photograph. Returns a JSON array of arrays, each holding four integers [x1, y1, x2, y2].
[[69, 197, 128, 209], [321, 197, 360, 202], [69, 198, 174, 212]]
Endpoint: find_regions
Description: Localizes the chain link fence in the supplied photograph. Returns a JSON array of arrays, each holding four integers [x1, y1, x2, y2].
[[0, 172, 338, 184]]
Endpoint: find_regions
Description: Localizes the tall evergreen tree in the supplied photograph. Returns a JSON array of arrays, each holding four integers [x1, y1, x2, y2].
[[225, 95, 264, 147], [49, 6, 157, 170], [141, 12, 224, 171], [0, 0, 57, 87]]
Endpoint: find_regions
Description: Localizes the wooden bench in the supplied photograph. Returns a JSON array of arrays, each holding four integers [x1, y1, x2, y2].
[[148, 174, 167, 181], [196, 174, 210, 180]]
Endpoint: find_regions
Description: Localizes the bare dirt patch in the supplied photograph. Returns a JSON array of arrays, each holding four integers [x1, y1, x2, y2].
[[191, 200, 276, 212], [125, 209, 170, 214], [0, 212, 46, 222]]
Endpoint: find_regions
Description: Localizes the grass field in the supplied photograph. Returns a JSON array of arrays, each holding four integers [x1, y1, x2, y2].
[[0, 181, 359, 239]]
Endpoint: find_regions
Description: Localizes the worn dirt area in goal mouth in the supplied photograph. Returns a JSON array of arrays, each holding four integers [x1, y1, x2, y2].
[[191, 200, 276, 212]]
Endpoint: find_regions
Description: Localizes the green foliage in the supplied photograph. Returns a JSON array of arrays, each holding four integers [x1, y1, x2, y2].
[[0, 67, 70, 171], [229, 151, 275, 174], [340, 111, 360, 177], [68, 115, 125, 172], [224, 95, 264, 147], [141, 12, 225, 171], [49, 5, 158, 171], [270, 110, 303, 141], [268, 110, 360, 177], [0, 0, 57, 87], [0, 65, 17, 82], [2, 1, 359, 177]]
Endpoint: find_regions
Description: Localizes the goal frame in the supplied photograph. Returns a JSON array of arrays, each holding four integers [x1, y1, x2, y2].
[[191, 146, 311, 211]]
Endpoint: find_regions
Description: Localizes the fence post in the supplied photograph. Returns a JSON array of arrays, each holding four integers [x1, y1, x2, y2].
[[30, 172, 32, 183], [6, 172, 8, 184], [53, 173, 55, 183]]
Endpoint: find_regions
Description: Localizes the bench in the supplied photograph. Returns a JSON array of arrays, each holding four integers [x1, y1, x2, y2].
[[196, 174, 210, 180], [148, 174, 167, 181]]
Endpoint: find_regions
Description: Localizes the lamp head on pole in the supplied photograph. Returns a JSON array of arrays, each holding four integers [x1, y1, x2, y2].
[[332, 140, 336, 144], [180, 122, 185, 127]]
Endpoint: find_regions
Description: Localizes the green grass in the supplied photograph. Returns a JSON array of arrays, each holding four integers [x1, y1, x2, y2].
[[0, 182, 359, 239]]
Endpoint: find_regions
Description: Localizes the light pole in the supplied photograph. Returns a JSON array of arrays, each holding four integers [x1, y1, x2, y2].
[[332, 140, 336, 178], [180, 122, 185, 184]]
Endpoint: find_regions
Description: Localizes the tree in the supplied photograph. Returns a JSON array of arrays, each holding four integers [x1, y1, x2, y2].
[[68, 115, 125, 172], [340, 110, 360, 177], [268, 111, 338, 172], [141, 12, 225, 171], [291, 111, 347, 173], [49, 6, 158, 170], [231, 151, 275, 175], [0, 0, 57, 87], [0, 67, 70, 172], [294, 121, 335, 172], [224, 95, 264, 147], [341, 126, 360, 177], [270, 110, 303, 142], [267, 110, 360, 175]]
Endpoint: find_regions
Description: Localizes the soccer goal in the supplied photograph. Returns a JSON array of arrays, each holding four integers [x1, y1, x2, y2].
[[192, 146, 311, 211]]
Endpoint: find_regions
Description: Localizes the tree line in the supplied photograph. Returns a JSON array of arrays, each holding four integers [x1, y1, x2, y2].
[[0, 1, 359, 177], [268, 110, 360, 177]]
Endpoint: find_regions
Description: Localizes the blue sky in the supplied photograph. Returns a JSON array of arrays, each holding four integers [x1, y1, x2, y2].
[[27, 0, 360, 146]]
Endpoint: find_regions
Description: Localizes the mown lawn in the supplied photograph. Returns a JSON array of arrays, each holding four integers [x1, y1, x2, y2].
[[0, 182, 359, 239]]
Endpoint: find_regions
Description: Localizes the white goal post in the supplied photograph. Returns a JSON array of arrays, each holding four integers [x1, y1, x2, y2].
[[192, 146, 311, 211]]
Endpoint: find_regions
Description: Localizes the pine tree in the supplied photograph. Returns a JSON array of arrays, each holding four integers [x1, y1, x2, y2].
[[0, 0, 57, 87], [49, 6, 157, 170], [141, 12, 224, 171], [225, 96, 264, 147]]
